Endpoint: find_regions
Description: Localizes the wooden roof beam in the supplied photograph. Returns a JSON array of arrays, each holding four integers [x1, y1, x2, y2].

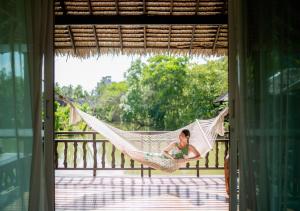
[[87, 0, 92, 14], [189, 25, 196, 55], [118, 25, 123, 53], [212, 0, 226, 54], [143, 0, 146, 14], [93, 25, 100, 55], [223, 0, 228, 14], [195, 0, 200, 15], [144, 26, 147, 51], [212, 25, 221, 53], [67, 26, 76, 54], [55, 15, 228, 25], [115, 0, 119, 15], [168, 25, 172, 53], [59, 0, 66, 15]]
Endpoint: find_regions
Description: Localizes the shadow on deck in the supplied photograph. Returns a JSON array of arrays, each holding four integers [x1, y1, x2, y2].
[[55, 173, 229, 211]]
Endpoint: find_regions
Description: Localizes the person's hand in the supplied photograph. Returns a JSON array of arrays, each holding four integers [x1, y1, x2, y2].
[[163, 151, 174, 160], [184, 158, 191, 162], [177, 158, 190, 163]]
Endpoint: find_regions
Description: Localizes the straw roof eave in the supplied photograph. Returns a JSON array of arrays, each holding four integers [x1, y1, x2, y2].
[[54, 0, 228, 57]]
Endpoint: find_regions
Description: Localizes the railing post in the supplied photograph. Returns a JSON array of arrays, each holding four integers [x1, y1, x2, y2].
[[205, 152, 209, 168], [93, 133, 97, 177], [148, 167, 151, 177], [130, 159, 134, 169], [83, 141, 87, 168], [111, 145, 116, 168], [63, 142, 68, 168], [141, 164, 144, 177], [54, 141, 58, 169], [121, 153, 125, 168], [215, 141, 219, 168], [101, 141, 106, 168], [74, 141, 78, 168], [196, 160, 200, 177]]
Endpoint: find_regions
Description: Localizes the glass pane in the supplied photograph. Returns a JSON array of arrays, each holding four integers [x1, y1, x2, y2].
[[0, 0, 33, 210]]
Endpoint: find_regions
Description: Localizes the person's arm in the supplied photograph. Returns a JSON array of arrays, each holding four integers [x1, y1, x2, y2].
[[187, 145, 201, 160], [163, 142, 176, 159]]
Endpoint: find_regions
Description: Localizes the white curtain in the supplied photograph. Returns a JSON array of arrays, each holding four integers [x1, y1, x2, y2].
[[26, 0, 54, 210]]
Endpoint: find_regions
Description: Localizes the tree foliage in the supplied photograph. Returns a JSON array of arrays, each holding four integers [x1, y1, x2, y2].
[[121, 56, 227, 130], [55, 56, 228, 131], [182, 57, 228, 121], [93, 81, 128, 122]]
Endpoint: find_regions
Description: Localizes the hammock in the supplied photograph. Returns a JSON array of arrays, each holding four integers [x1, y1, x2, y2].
[[68, 101, 228, 173]]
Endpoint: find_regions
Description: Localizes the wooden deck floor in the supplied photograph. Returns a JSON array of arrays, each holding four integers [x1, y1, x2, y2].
[[55, 175, 229, 211]]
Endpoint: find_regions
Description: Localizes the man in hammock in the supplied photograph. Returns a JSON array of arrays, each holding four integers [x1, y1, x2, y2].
[[163, 129, 201, 161]]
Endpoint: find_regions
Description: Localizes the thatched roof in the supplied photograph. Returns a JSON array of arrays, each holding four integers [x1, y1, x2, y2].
[[54, 0, 228, 57]]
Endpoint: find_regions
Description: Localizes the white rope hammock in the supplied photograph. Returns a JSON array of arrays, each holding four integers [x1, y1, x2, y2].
[[69, 103, 228, 173]]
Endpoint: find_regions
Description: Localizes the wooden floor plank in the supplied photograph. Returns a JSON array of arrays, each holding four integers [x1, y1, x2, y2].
[[55, 175, 229, 211]]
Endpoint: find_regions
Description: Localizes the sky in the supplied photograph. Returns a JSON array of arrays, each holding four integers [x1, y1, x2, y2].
[[55, 54, 211, 92]]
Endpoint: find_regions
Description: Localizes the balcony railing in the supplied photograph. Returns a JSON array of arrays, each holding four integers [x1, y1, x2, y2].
[[54, 131, 229, 177]]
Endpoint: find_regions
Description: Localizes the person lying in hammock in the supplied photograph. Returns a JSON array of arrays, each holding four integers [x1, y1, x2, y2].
[[163, 129, 201, 161]]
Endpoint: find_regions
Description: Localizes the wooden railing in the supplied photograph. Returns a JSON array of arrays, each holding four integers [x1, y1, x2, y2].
[[54, 131, 229, 177]]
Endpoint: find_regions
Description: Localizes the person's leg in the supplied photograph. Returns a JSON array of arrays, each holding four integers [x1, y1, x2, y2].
[[224, 154, 230, 195]]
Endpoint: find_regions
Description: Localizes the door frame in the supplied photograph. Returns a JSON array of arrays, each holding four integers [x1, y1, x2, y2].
[[228, 0, 239, 210], [44, 9, 55, 210]]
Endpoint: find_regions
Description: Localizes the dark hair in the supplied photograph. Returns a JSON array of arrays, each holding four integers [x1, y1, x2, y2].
[[181, 129, 190, 144]]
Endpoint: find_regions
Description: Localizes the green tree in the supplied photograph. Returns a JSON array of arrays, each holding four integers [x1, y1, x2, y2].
[[122, 55, 190, 129], [181, 57, 228, 121], [93, 81, 128, 122], [55, 82, 92, 131], [141, 55, 189, 129], [54, 101, 91, 131], [73, 85, 85, 99], [121, 56, 228, 130], [120, 59, 149, 128], [55, 83, 88, 101]]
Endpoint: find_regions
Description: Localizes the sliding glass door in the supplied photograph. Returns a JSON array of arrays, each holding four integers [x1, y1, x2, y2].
[[230, 0, 300, 210], [0, 0, 54, 210], [0, 1, 33, 210]]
